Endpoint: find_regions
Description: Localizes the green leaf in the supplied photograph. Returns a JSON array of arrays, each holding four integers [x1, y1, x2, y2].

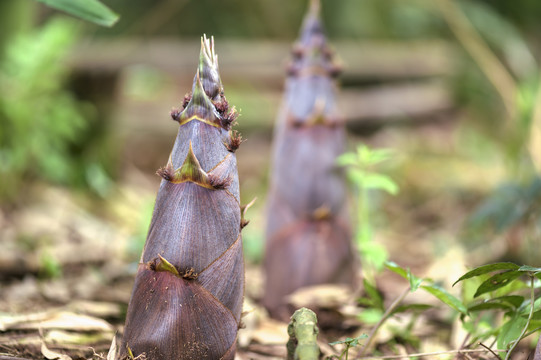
[[474, 270, 522, 297], [385, 262, 422, 292], [494, 295, 525, 308], [468, 295, 525, 312], [336, 152, 358, 166], [468, 302, 513, 312], [391, 304, 433, 316], [347, 168, 366, 187], [462, 318, 501, 341], [453, 262, 520, 286], [358, 308, 383, 325], [329, 334, 368, 346], [357, 146, 394, 165], [518, 265, 541, 274], [362, 279, 384, 311], [35, 0, 119, 27], [497, 315, 528, 350], [328, 340, 343, 346], [519, 297, 541, 317], [360, 242, 388, 270], [385, 261, 409, 279], [39, 252, 62, 278], [421, 284, 468, 314], [529, 309, 541, 321], [362, 173, 399, 195], [408, 268, 423, 292]]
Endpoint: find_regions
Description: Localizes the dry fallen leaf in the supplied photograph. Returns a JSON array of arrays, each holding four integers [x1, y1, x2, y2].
[[0, 310, 53, 331], [287, 284, 353, 309], [251, 318, 289, 345], [2, 311, 113, 332], [107, 334, 118, 360], [41, 340, 72, 360], [68, 300, 122, 319], [44, 329, 113, 345]]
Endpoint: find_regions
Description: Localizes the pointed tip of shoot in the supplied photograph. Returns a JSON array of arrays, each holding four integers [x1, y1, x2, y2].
[[299, 0, 324, 43], [200, 34, 217, 72], [154, 254, 181, 277], [176, 35, 232, 128], [193, 34, 222, 101], [309, 0, 321, 17], [292, 1, 341, 80], [173, 141, 211, 186]]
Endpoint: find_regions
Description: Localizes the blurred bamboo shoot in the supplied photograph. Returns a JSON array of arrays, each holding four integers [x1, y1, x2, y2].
[[263, 0, 357, 319]]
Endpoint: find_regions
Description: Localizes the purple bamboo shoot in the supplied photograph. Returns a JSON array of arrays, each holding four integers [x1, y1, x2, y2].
[[119, 36, 244, 360]]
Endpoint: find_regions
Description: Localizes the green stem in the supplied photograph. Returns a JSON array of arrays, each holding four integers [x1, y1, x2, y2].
[[520, 326, 541, 340], [504, 275, 535, 360], [359, 186, 376, 283], [357, 286, 411, 357]]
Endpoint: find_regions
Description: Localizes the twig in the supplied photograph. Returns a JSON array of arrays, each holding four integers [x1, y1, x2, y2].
[[435, 0, 517, 120], [479, 342, 500, 359], [356, 286, 411, 357], [355, 348, 506, 359], [504, 276, 536, 360]]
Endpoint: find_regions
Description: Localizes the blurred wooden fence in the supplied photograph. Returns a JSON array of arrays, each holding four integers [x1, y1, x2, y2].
[[68, 39, 457, 175], [69, 39, 456, 133]]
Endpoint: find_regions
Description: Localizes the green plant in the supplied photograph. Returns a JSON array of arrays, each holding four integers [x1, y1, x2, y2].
[[337, 145, 399, 280], [35, 0, 119, 27], [355, 261, 466, 357], [435, 0, 541, 264], [263, 0, 356, 319], [465, 176, 541, 263], [0, 18, 89, 202], [352, 261, 541, 359], [328, 335, 368, 360], [118, 36, 245, 360], [454, 263, 541, 360]]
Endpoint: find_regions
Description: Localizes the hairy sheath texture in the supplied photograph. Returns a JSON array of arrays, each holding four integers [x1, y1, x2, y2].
[[263, 1, 356, 319], [120, 36, 244, 360]]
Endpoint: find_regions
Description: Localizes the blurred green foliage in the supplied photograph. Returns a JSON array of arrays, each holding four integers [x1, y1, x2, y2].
[[93, 0, 541, 42], [355, 261, 541, 359], [468, 177, 541, 235], [36, 0, 119, 27], [0, 17, 114, 203], [338, 145, 398, 280], [0, 18, 84, 201], [36, 0, 118, 26], [1, 0, 539, 261]]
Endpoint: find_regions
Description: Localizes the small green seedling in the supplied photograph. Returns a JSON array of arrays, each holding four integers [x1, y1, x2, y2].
[[337, 145, 399, 280], [454, 263, 541, 360], [328, 334, 368, 360]]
